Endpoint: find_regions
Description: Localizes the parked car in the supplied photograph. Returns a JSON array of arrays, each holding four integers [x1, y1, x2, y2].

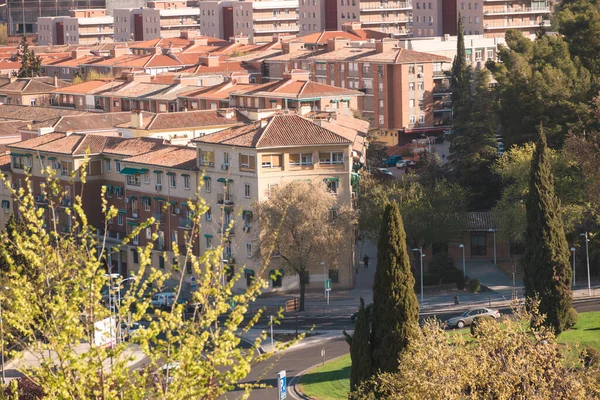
[[498, 143, 505, 152], [151, 292, 176, 309], [396, 160, 408, 169], [120, 321, 145, 340], [375, 168, 394, 179], [446, 308, 501, 329], [384, 155, 403, 167]]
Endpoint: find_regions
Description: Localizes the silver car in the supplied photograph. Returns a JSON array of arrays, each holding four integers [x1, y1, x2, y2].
[[446, 307, 501, 329]]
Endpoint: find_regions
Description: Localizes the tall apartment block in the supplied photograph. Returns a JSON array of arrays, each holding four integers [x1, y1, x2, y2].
[[113, 0, 201, 41], [37, 9, 114, 45], [412, 0, 550, 38], [6, 0, 144, 35], [298, 0, 413, 36]]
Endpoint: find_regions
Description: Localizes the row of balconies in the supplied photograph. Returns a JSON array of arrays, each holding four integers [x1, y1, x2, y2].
[[483, 6, 550, 15], [484, 19, 549, 29], [360, 1, 411, 11]]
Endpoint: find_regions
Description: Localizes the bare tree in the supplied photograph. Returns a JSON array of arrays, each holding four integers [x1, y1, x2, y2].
[[255, 181, 354, 311]]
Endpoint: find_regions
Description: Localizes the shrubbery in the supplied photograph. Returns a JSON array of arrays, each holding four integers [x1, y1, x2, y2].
[[470, 315, 495, 336], [565, 307, 578, 329], [469, 278, 481, 293]]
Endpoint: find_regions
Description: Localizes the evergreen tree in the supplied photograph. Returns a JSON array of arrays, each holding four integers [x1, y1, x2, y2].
[[522, 127, 573, 334], [343, 297, 372, 392], [16, 35, 42, 77], [451, 13, 467, 93], [371, 203, 419, 373]]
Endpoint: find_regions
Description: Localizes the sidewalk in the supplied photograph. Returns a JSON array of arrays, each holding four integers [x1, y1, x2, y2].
[[241, 329, 344, 354]]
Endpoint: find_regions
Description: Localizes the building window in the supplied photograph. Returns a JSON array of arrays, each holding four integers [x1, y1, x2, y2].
[[172, 230, 178, 245], [11, 155, 24, 169], [204, 177, 211, 192], [199, 150, 214, 167], [183, 175, 190, 190], [418, 65, 424, 73], [169, 173, 176, 188], [239, 154, 256, 170], [379, 99, 384, 108], [206, 207, 212, 221], [319, 152, 344, 165], [325, 179, 339, 194], [409, 82, 415, 91], [471, 232, 487, 256], [246, 243, 252, 258], [146, 227, 152, 239], [244, 183, 251, 198], [379, 115, 384, 125], [132, 249, 139, 264], [418, 82, 424, 90], [159, 255, 165, 269], [270, 269, 283, 287], [487, 49, 494, 60], [261, 154, 282, 168], [127, 174, 141, 186], [289, 153, 313, 166], [410, 115, 416, 124], [475, 50, 482, 60], [408, 65, 415, 74], [115, 160, 121, 173], [118, 213, 124, 226], [409, 99, 415, 107]]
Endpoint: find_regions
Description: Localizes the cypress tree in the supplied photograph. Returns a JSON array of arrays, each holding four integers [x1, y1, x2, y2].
[[522, 128, 573, 334], [451, 13, 467, 93], [343, 297, 372, 392], [371, 203, 419, 373]]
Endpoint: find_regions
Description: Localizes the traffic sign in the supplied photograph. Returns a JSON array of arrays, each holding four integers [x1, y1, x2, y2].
[[325, 279, 332, 291], [277, 370, 287, 400]]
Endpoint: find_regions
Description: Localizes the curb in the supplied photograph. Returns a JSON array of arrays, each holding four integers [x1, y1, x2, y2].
[[289, 353, 349, 400]]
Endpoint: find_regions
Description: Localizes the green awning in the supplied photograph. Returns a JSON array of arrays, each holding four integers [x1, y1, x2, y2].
[[181, 173, 190, 177], [269, 100, 277, 103], [169, 201, 177, 206], [129, 195, 137, 200], [103, 158, 111, 161], [204, 234, 213, 238], [10, 153, 24, 157], [153, 170, 163, 174], [104, 185, 112, 190], [203, 176, 211, 181], [330, 99, 339, 103], [154, 197, 165, 201], [142, 196, 150, 200], [119, 167, 144, 175], [166, 172, 175, 176], [140, 168, 149, 173], [217, 178, 233, 183], [323, 177, 339, 182], [47, 156, 56, 160], [244, 269, 255, 276], [351, 172, 360, 187], [127, 221, 138, 226], [118, 209, 126, 214]]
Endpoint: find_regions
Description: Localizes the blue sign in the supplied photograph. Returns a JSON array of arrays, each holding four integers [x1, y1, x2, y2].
[[277, 370, 287, 400]]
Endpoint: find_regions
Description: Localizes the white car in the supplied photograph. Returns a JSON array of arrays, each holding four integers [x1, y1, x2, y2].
[[396, 160, 408, 168], [446, 308, 501, 329], [151, 292, 176, 309]]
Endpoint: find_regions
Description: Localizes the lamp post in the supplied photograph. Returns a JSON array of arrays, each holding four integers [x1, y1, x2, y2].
[[570, 247, 576, 289], [459, 244, 466, 278], [321, 261, 326, 299], [580, 232, 592, 296], [412, 248, 424, 303], [488, 228, 497, 265]]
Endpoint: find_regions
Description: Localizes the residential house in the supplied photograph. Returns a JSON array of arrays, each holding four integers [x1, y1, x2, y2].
[[0, 76, 70, 106]]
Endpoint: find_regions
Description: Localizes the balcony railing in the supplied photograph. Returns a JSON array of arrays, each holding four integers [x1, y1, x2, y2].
[[360, 1, 412, 10], [484, 6, 550, 14], [484, 20, 549, 29], [254, 26, 299, 33], [217, 193, 235, 205], [360, 17, 410, 23]]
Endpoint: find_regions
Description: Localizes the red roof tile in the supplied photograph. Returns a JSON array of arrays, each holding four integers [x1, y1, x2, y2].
[[123, 146, 197, 170]]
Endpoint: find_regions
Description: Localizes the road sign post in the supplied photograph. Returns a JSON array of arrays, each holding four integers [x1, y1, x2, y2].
[[270, 315, 274, 347], [277, 370, 287, 400], [325, 279, 331, 305], [285, 298, 299, 338], [321, 348, 326, 366]]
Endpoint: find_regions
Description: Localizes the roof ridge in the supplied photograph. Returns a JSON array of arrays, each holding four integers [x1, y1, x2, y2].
[[254, 116, 277, 148], [146, 113, 159, 130], [72, 133, 94, 154], [298, 80, 309, 97]]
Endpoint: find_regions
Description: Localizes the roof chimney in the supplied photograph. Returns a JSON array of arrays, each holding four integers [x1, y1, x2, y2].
[[110, 47, 130, 58], [199, 55, 219, 67], [341, 21, 362, 32], [131, 110, 143, 128], [327, 37, 350, 52], [54, 75, 59, 88], [376, 38, 397, 53], [260, 119, 268, 128], [282, 41, 305, 54]]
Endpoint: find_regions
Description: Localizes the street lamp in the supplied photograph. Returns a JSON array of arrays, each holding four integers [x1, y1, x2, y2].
[[580, 232, 592, 296], [412, 248, 424, 303], [570, 247, 576, 289], [488, 228, 497, 265], [321, 261, 326, 299], [459, 244, 466, 278]]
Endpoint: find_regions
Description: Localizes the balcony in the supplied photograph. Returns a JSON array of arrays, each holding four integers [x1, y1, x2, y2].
[[254, 25, 299, 33], [484, 6, 550, 14], [433, 101, 452, 112], [217, 193, 235, 206], [152, 212, 166, 224], [484, 20, 549, 30], [360, 16, 410, 24], [360, 1, 412, 11], [60, 198, 72, 207], [433, 86, 452, 96], [254, 15, 298, 21], [34, 194, 47, 204]]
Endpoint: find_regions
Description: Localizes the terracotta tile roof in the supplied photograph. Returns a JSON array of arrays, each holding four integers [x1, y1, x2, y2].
[[194, 114, 353, 148], [181, 61, 257, 75], [98, 81, 172, 98], [0, 121, 28, 137], [229, 78, 362, 99], [102, 136, 167, 156], [33, 133, 92, 155], [121, 110, 249, 130], [317, 119, 366, 154], [179, 81, 255, 100], [0, 105, 88, 122], [306, 46, 451, 64], [141, 83, 202, 101], [28, 113, 132, 133], [0, 60, 21, 70], [298, 29, 387, 44], [73, 135, 110, 155], [123, 146, 198, 170], [0, 77, 70, 93], [131, 37, 193, 49], [0, 154, 11, 172], [464, 212, 497, 231], [7, 133, 66, 151], [51, 79, 117, 94], [53, 55, 106, 67]]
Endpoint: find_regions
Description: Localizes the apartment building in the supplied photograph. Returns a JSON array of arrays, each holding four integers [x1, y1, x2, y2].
[[192, 113, 356, 291], [113, 1, 201, 42], [0, 76, 70, 106], [412, 0, 550, 38], [263, 38, 451, 132], [2, 112, 358, 292], [0, 155, 12, 229], [226, 0, 300, 44], [37, 9, 115, 46], [298, 0, 413, 36]]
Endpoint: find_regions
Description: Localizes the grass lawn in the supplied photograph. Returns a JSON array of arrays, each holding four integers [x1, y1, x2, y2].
[[299, 312, 600, 400], [299, 354, 351, 400], [558, 311, 600, 351]]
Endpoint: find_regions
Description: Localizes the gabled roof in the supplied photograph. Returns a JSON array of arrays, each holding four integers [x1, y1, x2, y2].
[[141, 83, 202, 101], [229, 78, 363, 99], [123, 146, 198, 170], [298, 29, 388, 45], [27, 113, 132, 133], [464, 212, 497, 231], [51, 79, 124, 95], [7, 133, 66, 151], [0, 121, 28, 137], [32, 133, 108, 155], [0, 77, 70, 93], [0, 105, 87, 122], [178, 81, 255, 100], [193, 114, 353, 149], [118, 110, 249, 130], [102, 136, 168, 156]]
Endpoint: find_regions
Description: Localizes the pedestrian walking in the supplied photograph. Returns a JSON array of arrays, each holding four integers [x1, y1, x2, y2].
[[363, 254, 369, 269]]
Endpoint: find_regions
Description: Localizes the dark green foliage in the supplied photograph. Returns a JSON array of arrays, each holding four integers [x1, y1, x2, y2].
[[469, 278, 481, 293], [470, 315, 494, 336], [371, 203, 419, 373], [343, 298, 372, 392], [16, 35, 42, 77], [428, 252, 457, 284], [565, 307, 578, 329], [451, 14, 468, 99], [582, 347, 600, 367], [522, 129, 573, 334]]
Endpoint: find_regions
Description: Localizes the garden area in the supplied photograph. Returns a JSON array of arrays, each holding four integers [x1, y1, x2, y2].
[[299, 311, 600, 400]]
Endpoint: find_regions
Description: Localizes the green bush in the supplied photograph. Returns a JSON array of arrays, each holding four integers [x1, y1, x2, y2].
[[470, 315, 495, 336], [565, 307, 578, 329], [422, 273, 439, 286], [469, 278, 481, 293], [428, 252, 457, 284], [582, 347, 600, 367]]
